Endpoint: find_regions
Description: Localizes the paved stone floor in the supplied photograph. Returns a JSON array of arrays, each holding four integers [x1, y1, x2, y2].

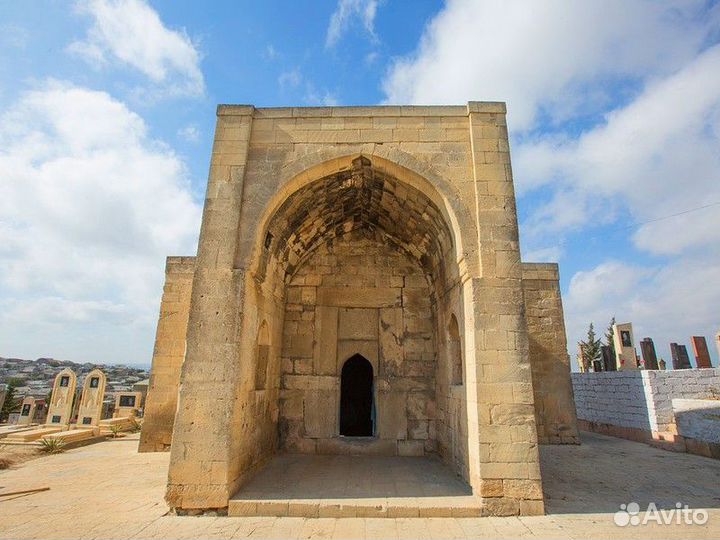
[[1, 432, 719, 539], [229, 454, 478, 517]]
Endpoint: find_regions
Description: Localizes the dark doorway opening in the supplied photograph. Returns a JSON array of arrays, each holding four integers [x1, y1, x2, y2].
[[340, 354, 374, 436]]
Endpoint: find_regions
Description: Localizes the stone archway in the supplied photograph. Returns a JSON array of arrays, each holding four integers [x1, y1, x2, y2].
[[157, 104, 559, 516], [339, 354, 374, 437]]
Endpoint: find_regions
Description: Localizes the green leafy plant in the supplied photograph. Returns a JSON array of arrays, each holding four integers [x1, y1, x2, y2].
[[128, 417, 142, 433], [38, 437, 66, 454], [108, 424, 123, 438]]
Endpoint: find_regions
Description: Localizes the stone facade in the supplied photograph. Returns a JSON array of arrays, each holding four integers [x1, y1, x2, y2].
[[521, 263, 579, 444], [140, 103, 578, 516], [139, 257, 195, 451]]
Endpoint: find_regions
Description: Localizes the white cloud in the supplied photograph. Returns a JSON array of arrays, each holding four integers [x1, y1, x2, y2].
[[278, 68, 302, 89], [383, 0, 717, 130], [564, 258, 720, 367], [523, 245, 562, 263], [264, 44, 279, 61], [68, 0, 205, 97], [0, 81, 202, 364], [326, 0, 380, 48], [514, 44, 720, 252], [177, 124, 200, 143], [380, 0, 720, 366]]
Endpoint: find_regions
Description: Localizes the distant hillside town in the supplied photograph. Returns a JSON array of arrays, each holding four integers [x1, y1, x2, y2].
[[0, 357, 149, 423]]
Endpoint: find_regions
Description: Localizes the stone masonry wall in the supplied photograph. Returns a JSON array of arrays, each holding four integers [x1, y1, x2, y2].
[[279, 232, 438, 457], [139, 256, 195, 452], [521, 263, 579, 444], [572, 368, 720, 433], [166, 104, 547, 515]]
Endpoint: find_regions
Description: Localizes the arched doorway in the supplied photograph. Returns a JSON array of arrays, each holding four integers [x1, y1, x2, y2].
[[340, 354, 374, 437]]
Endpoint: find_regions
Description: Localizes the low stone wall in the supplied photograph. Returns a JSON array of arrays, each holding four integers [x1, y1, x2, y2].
[[673, 399, 720, 444], [572, 369, 720, 458]]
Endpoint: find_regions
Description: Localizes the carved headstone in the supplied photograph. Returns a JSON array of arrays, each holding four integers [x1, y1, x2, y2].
[[691, 336, 713, 369], [600, 346, 616, 371], [16, 396, 36, 426], [113, 392, 142, 418], [76, 369, 107, 426], [46, 368, 77, 425], [670, 343, 692, 370], [639, 338, 659, 370], [612, 322, 638, 370]]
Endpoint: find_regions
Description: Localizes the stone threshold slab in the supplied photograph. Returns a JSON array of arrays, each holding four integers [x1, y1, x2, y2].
[[228, 495, 482, 518]]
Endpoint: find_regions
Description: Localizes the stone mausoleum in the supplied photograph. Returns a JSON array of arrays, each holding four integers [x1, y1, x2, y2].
[[139, 103, 579, 516]]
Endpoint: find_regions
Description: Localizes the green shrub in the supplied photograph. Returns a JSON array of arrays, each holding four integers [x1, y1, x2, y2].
[[39, 438, 66, 454]]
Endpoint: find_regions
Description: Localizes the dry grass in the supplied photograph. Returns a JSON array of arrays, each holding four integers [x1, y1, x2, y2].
[[0, 445, 43, 470]]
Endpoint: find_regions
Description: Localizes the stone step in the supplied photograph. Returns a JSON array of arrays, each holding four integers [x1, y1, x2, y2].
[[228, 496, 482, 518], [4, 427, 64, 442], [42, 429, 98, 445]]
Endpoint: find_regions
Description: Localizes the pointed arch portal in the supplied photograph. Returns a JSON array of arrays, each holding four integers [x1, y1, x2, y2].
[[340, 354, 374, 437]]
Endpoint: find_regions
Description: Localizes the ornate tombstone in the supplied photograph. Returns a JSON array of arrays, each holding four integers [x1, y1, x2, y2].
[[113, 392, 142, 418], [76, 369, 107, 427], [16, 396, 37, 426], [612, 322, 638, 371], [46, 368, 77, 426]]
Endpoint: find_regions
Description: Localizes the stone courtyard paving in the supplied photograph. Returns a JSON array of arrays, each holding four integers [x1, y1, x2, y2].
[[1, 432, 719, 539]]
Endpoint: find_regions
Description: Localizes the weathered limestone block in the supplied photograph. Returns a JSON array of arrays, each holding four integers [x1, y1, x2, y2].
[[312, 306, 338, 376], [304, 390, 337, 438], [377, 390, 407, 440], [379, 308, 403, 376], [317, 287, 401, 308], [140, 256, 196, 452], [521, 263, 579, 444], [338, 308, 378, 340]]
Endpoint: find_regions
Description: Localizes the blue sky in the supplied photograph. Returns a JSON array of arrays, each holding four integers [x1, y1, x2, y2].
[[1, 0, 719, 369]]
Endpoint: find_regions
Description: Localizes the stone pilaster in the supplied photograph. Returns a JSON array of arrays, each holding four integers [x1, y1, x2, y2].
[[165, 106, 254, 510], [466, 102, 544, 516], [139, 256, 196, 452]]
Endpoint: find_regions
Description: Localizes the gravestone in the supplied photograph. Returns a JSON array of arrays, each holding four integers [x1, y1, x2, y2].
[[640, 337, 659, 370], [76, 369, 107, 426], [16, 396, 36, 426], [46, 368, 77, 425], [670, 343, 692, 370], [612, 322, 639, 370], [658, 358, 667, 370], [113, 391, 142, 418], [600, 346, 617, 371], [691, 336, 713, 369]]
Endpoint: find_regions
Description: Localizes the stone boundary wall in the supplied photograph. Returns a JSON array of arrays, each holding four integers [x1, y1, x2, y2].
[[673, 399, 720, 446], [572, 369, 720, 459]]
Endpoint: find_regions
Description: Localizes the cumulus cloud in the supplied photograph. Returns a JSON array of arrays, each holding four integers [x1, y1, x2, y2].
[[68, 0, 205, 97], [515, 44, 720, 252], [326, 0, 380, 48], [564, 258, 720, 366], [383, 0, 717, 130], [177, 124, 200, 143], [382, 0, 720, 365], [0, 81, 202, 364], [278, 68, 302, 90]]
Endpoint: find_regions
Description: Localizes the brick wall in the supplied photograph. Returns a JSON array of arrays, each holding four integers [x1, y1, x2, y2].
[[572, 368, 720, 433]]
